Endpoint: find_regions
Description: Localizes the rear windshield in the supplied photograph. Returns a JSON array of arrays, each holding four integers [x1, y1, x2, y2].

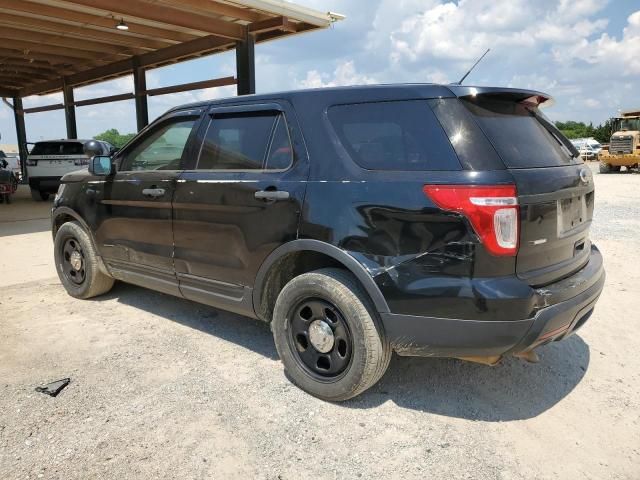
[[30, 142, 85, 156], [328, 100, 461, 171], [461, 98, 581, 168]]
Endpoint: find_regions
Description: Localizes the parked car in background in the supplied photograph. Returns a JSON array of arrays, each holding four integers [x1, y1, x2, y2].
[[26, 139, 113, 201], [576, 143, 598, 161], [0, 150, 20, 179], [51, 85, 605, 401]]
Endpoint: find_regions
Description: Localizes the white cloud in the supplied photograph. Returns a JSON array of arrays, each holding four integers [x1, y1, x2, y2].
[[553, 10, 640, 75], [1, 0, 638, 143], [299, 61, 377, 88]]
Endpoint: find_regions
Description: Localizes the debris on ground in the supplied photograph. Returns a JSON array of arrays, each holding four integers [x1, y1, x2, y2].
[[35, 378, 70, 397]]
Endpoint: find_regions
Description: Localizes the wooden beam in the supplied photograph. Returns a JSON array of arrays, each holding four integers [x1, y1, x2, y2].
[[0, 78, 31, 88], [138, 35, 233, 68], [0, 62, 74, 76], [63, 0, 245, 39], [23, 103, 65, 114], [0, 38, 112, 60], [63, 80, 77, 138], [157, 0, 264, 22], [74, 92, 135, 107], [0, 0, 197, 43], [0, 70, 49, 81], [145, 76, 236, 96], [0, 87, 18, 96], [61, 59, 135, 88], [0, 47, 82, 66], [19, 35, 235, 96], [0, 26, 146, 56], [0, 13, 172, 50], [249, 16, 296, 34]]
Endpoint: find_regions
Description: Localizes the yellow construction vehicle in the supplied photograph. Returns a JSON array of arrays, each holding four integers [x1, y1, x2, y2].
[[599, 109, 640, 173]]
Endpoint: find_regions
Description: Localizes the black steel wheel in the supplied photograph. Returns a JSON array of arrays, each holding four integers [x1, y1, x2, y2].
[[54, 221, 114, 299], [61, 237, 86, 285], [272, 268, 391, 401], [287, 298, 353, 379]]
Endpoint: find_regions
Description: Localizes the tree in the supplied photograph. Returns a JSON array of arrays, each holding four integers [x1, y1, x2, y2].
[[94, 128, 136, 148], [554, 120, 612, 143]]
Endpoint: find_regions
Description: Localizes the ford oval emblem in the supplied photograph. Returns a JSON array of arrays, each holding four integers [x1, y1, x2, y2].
[[579, 168, 589, 184]]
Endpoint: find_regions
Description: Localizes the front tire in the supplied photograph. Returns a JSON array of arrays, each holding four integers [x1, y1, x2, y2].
[[272, 268, 391, 401], [599, 162, 612, 173], [54, 221, 114, 299]]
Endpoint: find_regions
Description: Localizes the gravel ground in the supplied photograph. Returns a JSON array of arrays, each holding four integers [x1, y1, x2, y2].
[[1, 164, 639, 479]]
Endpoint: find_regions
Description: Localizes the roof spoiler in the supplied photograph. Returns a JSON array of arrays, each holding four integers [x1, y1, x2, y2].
[[447, 86, 553, 107]]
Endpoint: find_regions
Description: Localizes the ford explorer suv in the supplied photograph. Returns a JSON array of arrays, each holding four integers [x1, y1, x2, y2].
[[51, 85, 605, 401], [27, 139, 113, 201]]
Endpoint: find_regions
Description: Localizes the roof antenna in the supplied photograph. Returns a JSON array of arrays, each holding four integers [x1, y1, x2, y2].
[[455, 48, 491, 85]]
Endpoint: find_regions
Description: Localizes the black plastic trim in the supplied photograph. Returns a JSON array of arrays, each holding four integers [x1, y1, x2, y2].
[[252, 239, 391, 318]]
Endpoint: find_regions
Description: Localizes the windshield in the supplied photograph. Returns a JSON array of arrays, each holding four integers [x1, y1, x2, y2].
[[617, 118, 640, 131], [461, 97, 581, 168], [30, 142, 85, 156]]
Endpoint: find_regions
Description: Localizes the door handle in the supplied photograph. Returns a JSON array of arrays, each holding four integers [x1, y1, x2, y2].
[[254, 190, 290, 201], [142, 188, 166, 198]]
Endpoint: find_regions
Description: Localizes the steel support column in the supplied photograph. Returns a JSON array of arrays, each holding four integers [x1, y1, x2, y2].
[[133, 59, 148, 131], [13, 97, 28, 182], [63, 79, 77, 139], [236, 31, 255, 95]]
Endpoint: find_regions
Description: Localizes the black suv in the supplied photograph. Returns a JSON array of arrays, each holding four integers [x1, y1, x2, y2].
[[52, 85, 605, 401]]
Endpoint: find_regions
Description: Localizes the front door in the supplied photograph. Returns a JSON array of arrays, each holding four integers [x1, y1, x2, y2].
[[172, 102, 309, 315], [95, 110, 201, 296]]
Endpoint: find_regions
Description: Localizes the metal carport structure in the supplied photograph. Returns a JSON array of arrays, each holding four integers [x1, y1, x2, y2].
[[0, 0, 343, 180]]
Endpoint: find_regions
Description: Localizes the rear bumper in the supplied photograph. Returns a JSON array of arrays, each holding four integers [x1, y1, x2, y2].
[[29, 176, 61, 193], [381, 246, 605, 357]]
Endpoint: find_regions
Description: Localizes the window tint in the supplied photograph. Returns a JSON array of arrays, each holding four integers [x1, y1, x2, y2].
[[120, 118, 196, 171], [197, 113, 280, 170], [428, 98, 504, 170], [265, 115, 293, 170], [461, 98, 581, 168], [30, 142, 85, 156], [328, 101, 461, 171]]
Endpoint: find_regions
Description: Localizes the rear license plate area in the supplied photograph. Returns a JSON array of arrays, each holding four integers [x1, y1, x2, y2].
[[558, 196, 586, 235]]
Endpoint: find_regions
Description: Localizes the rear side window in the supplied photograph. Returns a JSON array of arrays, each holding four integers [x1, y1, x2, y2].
[[328, 101, 461, 171], [30, 142, 84, 156], [461, 98, 581, 168], [197, 112, 292, 170], [428, 98, 504, 170]]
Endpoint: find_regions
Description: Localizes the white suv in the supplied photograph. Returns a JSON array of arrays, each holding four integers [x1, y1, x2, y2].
[[26, 139, 113, 201]]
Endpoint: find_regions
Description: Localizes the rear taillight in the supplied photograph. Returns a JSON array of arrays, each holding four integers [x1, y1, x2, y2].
[[423, 184, 519, 256], [74, 158, 90, 166]]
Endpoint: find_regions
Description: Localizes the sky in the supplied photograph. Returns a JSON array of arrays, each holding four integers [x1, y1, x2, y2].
[[1, 0, 639, 145]]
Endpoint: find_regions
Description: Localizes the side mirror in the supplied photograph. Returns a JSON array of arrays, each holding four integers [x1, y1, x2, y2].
[[89, 155, 114, 176]]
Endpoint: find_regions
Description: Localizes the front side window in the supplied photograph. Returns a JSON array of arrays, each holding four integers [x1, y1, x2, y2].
[[120, 118, 196, 171], [328, 101, 461, 171], [196, 112, 292, 170]]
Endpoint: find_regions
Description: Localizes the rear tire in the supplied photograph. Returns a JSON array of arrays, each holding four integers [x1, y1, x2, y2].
[[272, 268, 391, 401], [54, 221, 114, 299], [30, 188, 49, 201], [599, 162, 612, 173]]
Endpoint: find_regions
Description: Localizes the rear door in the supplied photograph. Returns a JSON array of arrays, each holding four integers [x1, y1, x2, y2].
[[172, 101, 309, 314], [95, 109, 201, 295], [460, 96, 593, 286]]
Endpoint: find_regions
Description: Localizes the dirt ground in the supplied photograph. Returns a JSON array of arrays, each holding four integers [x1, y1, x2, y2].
[[1, 165, 639, 479]]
